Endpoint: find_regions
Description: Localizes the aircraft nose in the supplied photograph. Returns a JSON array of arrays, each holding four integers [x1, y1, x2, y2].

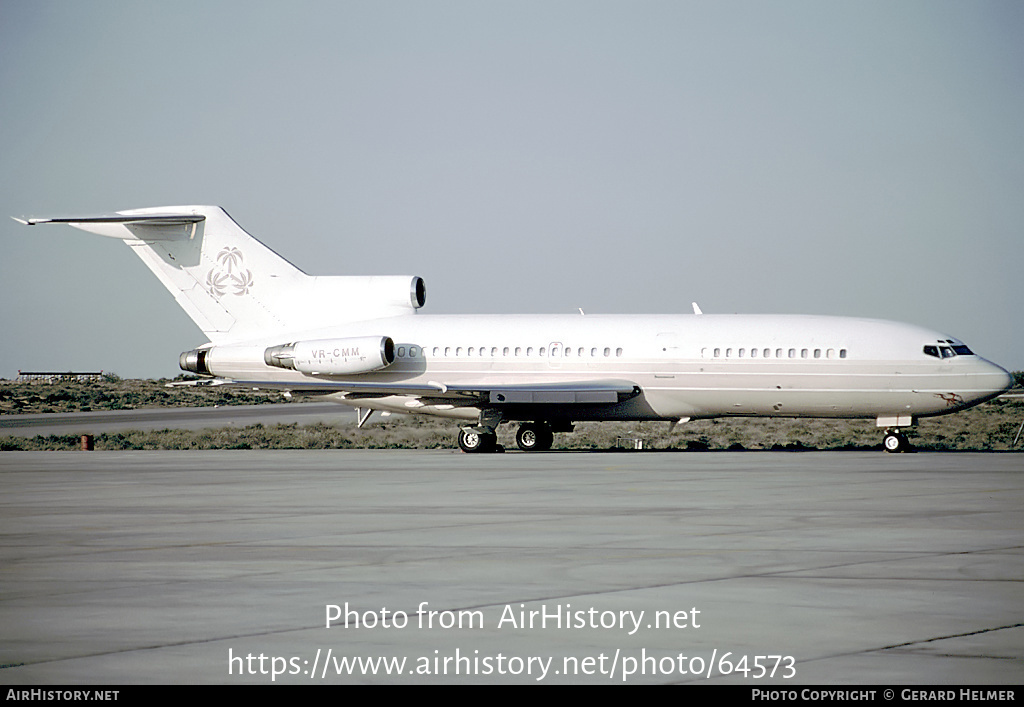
[[993, 362, 1015, 395], [971, 359, 1015, 403]]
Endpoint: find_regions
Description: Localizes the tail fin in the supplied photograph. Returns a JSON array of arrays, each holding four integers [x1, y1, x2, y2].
[[18, 206, 425, 343]]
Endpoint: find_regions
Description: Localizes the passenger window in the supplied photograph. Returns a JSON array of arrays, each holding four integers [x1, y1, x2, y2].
[[764, 348, 771, 358], [604, 347, 611, 357], [801, 349, 808, 358], [616, 348, 623, 357], [840, 349, 847, 359], [827, 348, 835, 359], [503, 347, 509, 356], [788, 349, 796, 358], [714, 348, 721, 358], [814, 349, 821, 358]]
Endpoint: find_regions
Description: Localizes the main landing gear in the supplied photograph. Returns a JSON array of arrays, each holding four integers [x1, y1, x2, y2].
[[515, 423, 554, 452], [882, 429, 913, 453], [457, 420, 558, 453], [458, 409, 504, 454], [457, 428, 499, 454]]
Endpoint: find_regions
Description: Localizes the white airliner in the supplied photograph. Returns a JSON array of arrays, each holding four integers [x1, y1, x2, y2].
[[17, 205, 1014, 453]]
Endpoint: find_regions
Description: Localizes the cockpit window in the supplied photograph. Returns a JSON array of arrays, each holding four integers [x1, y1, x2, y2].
[[924, 342, 974, 358]]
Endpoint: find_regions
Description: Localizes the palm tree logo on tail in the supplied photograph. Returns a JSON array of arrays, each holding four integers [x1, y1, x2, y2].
[[207, 247, 254, 297]]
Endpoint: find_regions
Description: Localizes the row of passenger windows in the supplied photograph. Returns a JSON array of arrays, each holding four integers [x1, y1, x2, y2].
[[396, 345, 625, 359], [701, 347, 848, 360], [394, 342, 970, 361], [394, 344, 850, 360]]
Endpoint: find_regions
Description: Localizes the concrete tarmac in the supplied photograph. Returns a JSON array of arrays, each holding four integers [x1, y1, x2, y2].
[[0, 450, 1020, 685]]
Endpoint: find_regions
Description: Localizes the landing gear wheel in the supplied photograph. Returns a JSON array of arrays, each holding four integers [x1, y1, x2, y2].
[[883, 430, 910, 453], [458, 428, 497, 453], [516, 423, 553, 452]]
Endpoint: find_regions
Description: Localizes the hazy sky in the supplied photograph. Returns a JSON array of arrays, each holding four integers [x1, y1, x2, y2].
[[2, 0, 1021, 378]]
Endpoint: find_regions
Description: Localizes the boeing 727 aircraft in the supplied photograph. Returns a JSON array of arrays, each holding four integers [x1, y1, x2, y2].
[[17, 205, 1014, 452]]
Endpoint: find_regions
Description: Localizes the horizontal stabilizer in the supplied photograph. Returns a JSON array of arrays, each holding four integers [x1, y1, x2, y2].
[[15, 213, 205, 227], [15, 210, 206, 243]]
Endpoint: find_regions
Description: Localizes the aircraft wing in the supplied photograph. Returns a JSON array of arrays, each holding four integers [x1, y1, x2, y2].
[[225, 378, 641, 406]]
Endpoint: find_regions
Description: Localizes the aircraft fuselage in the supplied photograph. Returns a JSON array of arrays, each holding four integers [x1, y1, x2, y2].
[[21, 205, 1013, 452], [199, 312, 1013, 426]]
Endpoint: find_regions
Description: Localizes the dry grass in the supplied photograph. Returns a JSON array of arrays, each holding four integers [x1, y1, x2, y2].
[[2, 377, 1021, 451], [0, 376, 287, 415], [566, 395, 1024, 452]]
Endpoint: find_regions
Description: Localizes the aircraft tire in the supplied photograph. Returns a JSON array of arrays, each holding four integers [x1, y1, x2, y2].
[[883, 431, 908, 453], [516, 424, 553, 452], [458, 428, 497, 453]]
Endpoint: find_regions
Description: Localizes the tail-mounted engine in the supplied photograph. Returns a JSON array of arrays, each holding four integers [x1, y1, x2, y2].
[[264, 336, 395, 375], [179, 336, 396, 377], [179, 348, 212, 376]]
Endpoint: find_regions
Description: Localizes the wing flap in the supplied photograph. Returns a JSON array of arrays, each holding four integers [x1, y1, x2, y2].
[[485, 384, 630, 404]]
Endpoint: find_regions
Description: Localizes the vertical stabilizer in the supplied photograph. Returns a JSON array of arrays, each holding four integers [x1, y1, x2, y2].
[[22, 206, 306, 342], [18, 206, 426, 344]]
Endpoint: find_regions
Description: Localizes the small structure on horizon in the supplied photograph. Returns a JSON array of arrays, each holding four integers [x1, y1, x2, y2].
[[17, 371, 105, 383]]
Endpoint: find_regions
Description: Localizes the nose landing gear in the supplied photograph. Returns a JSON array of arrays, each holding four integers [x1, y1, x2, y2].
[[883, 429, 913, 453]]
